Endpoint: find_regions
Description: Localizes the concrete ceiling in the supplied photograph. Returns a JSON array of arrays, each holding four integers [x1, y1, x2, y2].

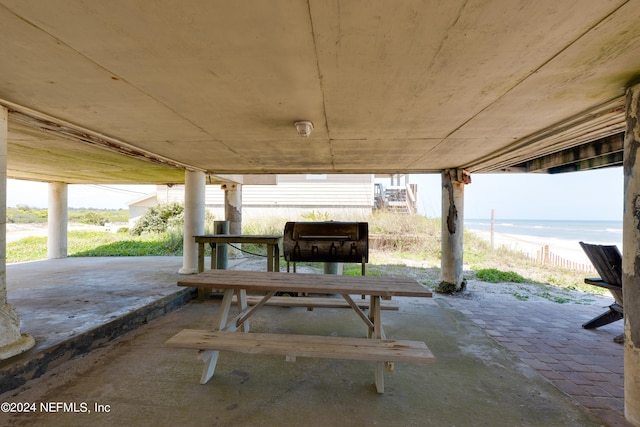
[[1, 0, 639, 184]]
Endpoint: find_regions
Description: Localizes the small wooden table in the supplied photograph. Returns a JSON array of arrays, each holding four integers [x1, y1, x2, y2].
[[194, 235, 283, 273], [169, 269, 434, 393]]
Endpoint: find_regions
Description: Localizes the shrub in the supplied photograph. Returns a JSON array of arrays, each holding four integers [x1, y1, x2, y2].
[[130, 203, 184, 235], [475, 268, 528, 283], [68, 209, 128, 225], [7, 205, 48, 223], [71, 211, 109, 226]]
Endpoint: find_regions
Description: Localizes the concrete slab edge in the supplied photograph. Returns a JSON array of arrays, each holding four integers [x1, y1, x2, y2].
[[0, 287, 197, 395]]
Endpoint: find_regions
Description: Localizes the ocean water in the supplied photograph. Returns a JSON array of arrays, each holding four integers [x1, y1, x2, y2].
[[465, 219, 622, 248]]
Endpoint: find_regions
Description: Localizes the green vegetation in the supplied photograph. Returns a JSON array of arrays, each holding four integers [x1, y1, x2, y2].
[[7, 206, 127, 225], [130, 203, 184, 235], [7, 236, 48, 262], [7, 206, 48, 224], [6, 230, 184, 264], [475, 268, 529, 283], [301, 210, 331, 221], [343, 264, 383, 277], [5, 208, 604, 298], [536, 292, 572, 304], [71, 229, 184, 257], [512, 292, 529, 301], [68, 209, 128, 225]]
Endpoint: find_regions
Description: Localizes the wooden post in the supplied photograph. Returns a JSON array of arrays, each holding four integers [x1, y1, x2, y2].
[[543, 245, 550, 265], [622, 82, 640, 425], [438, 169, 470, 293], [490, 209, 495, 249]]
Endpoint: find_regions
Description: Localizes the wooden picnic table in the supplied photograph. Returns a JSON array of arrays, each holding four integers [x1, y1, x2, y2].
[[167, 270, 434, 393]]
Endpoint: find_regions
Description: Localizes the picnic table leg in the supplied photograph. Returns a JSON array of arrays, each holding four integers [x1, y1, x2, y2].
[[198, 350, 220, 384], [211, 243, 217, 270], [197, 242, 207, 300], [199, 289, 235, 384], [197, 242, 205, 272], [367, 297, 375, 338], [236, 289, 249, 332], [371, 295, 385, 393], [267, 244, 274, 272]]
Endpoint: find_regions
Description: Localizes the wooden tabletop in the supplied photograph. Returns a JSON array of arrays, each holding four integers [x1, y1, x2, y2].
[[178, 269, 432, 298]]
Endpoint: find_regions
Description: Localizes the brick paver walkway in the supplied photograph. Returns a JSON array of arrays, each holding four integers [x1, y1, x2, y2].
[[443, 292, 629, 427]]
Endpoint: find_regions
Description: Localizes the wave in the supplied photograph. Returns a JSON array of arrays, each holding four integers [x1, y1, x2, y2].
[[465, 219, 623, 247]]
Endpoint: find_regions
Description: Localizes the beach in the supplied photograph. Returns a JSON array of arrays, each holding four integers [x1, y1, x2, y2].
[[469, 229, 592, 265], [466, 218, 623, 271]]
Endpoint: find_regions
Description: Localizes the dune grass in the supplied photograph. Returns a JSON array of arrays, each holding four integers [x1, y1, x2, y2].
[[6, 212, 603, 295]]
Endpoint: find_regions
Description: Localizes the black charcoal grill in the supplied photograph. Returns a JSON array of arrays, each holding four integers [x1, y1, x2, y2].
[[283, 221, 368, 275]]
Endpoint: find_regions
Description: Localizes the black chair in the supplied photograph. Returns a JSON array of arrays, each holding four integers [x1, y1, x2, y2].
[[579, 242, 624, 333]]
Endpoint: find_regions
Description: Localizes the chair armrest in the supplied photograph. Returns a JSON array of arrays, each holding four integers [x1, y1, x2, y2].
[[584, 278, 622, 290]]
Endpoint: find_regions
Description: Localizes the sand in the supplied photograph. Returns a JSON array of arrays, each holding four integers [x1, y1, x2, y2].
[[469, 229, 596, 270]]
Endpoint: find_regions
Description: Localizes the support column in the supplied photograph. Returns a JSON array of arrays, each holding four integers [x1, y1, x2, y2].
[[223, 183, 242, 257], [622, 83, 640, 426], [438, 169, 470, 293], [179, 170, 205, 274], [223, 183, 242, 235], [0, 106, 34, 359], [48, 182, 68, 259]]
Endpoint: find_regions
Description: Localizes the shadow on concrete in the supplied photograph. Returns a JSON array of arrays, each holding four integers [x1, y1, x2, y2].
[[0, 256, 623, 426]]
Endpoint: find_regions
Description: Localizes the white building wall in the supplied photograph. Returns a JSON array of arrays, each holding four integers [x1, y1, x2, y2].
[[156, 174, 374, 222], [127, 194, 158, 228]]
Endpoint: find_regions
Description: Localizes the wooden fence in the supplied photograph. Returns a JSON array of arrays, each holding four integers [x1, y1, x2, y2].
[[530, 244, 595, 273]]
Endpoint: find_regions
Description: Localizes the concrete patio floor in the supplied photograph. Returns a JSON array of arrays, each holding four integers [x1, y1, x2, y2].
[[0, 256, 628, 426]]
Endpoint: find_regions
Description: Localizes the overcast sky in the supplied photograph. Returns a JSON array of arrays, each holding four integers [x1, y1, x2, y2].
[[6, 181, 155, 210], [6, 166, 623, 221]]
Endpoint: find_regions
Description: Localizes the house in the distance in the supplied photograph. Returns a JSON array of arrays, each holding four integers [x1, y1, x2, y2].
[[127, 174, 417, 227]]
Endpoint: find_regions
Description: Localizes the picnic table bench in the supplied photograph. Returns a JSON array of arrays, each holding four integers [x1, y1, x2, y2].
[[166, 269, 434, 393], [240, 294, 399, 310]]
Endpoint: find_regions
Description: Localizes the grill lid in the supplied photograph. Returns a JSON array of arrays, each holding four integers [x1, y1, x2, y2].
[[283, 221, 368, 263]]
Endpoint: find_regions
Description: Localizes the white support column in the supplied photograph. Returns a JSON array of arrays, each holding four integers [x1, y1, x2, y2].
[[622, 83, 640, 426], [0, 105, 34, 359], [438, 169, 470, 293], [179, 170, 205, 274], [48, 182, 68, 259]]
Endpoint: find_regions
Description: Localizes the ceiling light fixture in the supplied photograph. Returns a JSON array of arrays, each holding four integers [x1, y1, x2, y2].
[[294, 120, 313, 137]]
